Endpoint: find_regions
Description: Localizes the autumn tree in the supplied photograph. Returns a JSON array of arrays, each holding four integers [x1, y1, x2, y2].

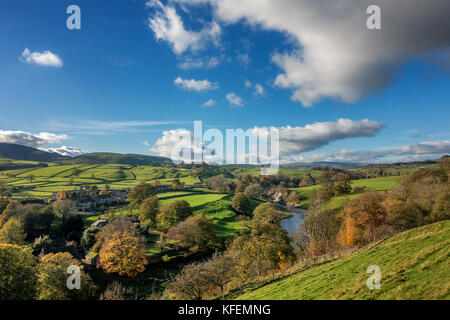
[[207, 175, 234, 193], [337, 192, 388, 246], [100, 281, 129, 300], [94, 215, 139, 250], [231, 192, 252, 216], [0, 244, 36, 300], [165, 261, 214, 300], [156, 200, 193, 232], [0, 218, 26, 245], [98, 232, 147, 277], [170, 179, 185, 191], [36, 252, 96, 300], [167, 215, 216, 250]]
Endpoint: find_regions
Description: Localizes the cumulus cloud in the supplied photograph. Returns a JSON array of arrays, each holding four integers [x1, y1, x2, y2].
[[226, 92, 244, 106], [251, 119, 385, 156], [0, 129, 85, 156], [40, 146, 86, 157], [173, 0, 450, 106], [174, 77, 219, 91], [0, 129, 68, 148], [147, 0, 221, 55], [202, 99, 216, 107], [19, 48, 63, 67], [285, 141, 450, 163]]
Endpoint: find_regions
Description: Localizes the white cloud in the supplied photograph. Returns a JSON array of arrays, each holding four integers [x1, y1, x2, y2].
[[147, 0, 221, 55], [226, 92, 244, 106], [178, 56, 221, 70], [254, 84, 264, 96], [285, 141, 450, 163], [202, 99, 216, 107], [0, 129, 68, 148], [236, 52, 250, 67], [19, 48, 63, 67], [244, 81, 265, 96], [173, 0, 450, 107], [40, 146, 86, 157], [252, 119, 385, 156], [0, 129, 85, 157], [174, 77, 219, 91]]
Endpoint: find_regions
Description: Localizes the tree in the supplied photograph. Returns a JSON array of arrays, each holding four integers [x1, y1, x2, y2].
[[36, 252, 97, 300], [0, 218, 26, 245], [382, 198, 423, 230], [0, 200, 20, 228], [26, 174, 35, 183], [94, 215, 140, 250], [244, 183, 263, 199], [100, 281, 129, 300], [0, 244, 36, 300], [52, 199, 73, 219], [167, 215, 216, 250], [62, 213, 84, 236], [99, 232, 147, 277], [128, 183, 156, 207], [166, 261, 214, 300], [0, 182, 12, 202], [170, 179, 185, 191], [295, 210, 340, 257], [138, 196, 159, 227], [156, 233, 167, 255], [231, 193, 252, 216], [236, 174, 254, 193], [318, 172, 335, 200], [207, 175, 233, 193], [156, 200, 193, 232], [334, 173, 352, 196], [430, 186, 450, 222], [22, 205, 54, 240], [337, 192, 388, 246], [80, 227, 100, 251], [203, 253, 235, 299], [299, 174, 315, 187], [33, 235, 53, 256]]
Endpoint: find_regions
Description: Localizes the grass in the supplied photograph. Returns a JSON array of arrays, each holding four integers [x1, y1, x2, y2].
[[293, 176, 404, 211], [236, 220, 450, 300]]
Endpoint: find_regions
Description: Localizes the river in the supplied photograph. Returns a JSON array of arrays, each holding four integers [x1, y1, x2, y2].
[[280, 206, 307, 235]]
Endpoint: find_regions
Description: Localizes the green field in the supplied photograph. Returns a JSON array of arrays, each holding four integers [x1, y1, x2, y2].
[[236, 220, 450, 300], [293, 176, 404, 211], [0, 164, 202, 197]]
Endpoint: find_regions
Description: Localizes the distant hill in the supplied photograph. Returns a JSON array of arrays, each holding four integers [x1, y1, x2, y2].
[[281, 161, 363, 169], [0, 143, 68, 162], [65, 152, 173, 166]]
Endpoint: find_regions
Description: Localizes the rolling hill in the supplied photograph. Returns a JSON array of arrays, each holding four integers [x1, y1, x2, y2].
[[0, 143, 68, 162], [65, 152, 172, 166], [235, 220, 450, 300]]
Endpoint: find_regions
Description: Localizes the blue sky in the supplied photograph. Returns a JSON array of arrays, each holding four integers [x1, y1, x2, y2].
[[0, 0, 449, 163]]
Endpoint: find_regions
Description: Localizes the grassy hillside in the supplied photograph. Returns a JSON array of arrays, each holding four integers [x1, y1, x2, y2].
[[236, 220, 450, 300], [0, 143, 68, 162], [293, 176, 404, 210], [66, 152, 172, 166]]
